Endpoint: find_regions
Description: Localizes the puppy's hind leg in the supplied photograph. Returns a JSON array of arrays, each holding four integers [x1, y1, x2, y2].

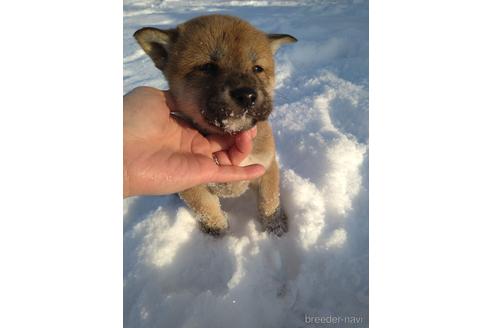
[[257, 159, 288, 237], [179, 185, 228, 237]]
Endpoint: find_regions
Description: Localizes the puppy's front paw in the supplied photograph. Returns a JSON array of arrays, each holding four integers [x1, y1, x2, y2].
[[261, 207, 288, 237], [199, 221, 229, 238]]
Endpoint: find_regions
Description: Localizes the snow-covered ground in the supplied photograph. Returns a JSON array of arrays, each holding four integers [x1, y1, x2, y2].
[[124, 1, 368, 327]]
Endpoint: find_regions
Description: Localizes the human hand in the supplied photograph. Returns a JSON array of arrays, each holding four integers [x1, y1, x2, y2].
[[123, 87, 265, 197]]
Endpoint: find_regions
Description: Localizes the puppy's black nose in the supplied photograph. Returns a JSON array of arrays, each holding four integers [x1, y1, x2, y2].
[[230, 87, 257, 108]]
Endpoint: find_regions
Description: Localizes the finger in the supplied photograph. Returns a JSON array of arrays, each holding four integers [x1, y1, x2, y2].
[[207, 134, 236, 153], [213, 150, 232, 165], [189, 130, 215, 159], [207, 164, 265, 184], [206, 125, 256, 153], [228, 130, 254, 165]]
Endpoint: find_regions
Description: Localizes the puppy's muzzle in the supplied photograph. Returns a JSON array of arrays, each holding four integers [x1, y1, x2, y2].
[[203, 74, 272, 132]]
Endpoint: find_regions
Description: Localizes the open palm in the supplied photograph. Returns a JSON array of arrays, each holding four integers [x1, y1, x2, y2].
[[124, 87, 264, 197]]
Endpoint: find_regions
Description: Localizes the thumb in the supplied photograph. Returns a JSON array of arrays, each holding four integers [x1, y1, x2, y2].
[[206, 164, 265, 184]]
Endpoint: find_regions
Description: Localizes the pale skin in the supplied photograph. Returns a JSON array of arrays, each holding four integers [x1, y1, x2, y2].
[[124, 86, 265, 197]]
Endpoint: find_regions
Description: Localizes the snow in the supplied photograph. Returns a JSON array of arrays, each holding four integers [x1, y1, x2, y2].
[[124, 1, 368, 327]]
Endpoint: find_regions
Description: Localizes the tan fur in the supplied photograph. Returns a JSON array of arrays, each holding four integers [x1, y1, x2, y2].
[[257, 159, 281, 218], [207, 180, 251, 199], [241, 121, 275, 168], [179, 184, 228, 234], [134, 15, 296, 236]]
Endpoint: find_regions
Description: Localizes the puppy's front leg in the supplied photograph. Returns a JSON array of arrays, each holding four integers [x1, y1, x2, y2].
[[257, 159, 288, 236], [179, 185, 228, 236]]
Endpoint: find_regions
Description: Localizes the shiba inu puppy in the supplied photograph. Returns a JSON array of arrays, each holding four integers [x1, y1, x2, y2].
[[134, 14, 296, 236]]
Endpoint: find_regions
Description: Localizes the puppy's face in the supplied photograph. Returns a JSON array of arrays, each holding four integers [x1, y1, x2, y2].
[[134, 15, 296, 134]]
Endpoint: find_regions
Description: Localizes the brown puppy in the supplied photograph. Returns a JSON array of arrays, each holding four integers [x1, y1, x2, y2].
[[134, 15, 296, 237]]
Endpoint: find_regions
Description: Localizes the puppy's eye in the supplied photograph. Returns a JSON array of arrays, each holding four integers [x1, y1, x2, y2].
[[253, 65, 264, 73], [198, 63, 219, 74]]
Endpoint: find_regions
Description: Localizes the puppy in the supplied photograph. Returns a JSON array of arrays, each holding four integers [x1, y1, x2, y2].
[[134, 14, 296, 236]]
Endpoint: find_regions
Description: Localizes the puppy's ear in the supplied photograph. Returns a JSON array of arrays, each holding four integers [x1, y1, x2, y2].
[[133, 27, 178, 70], [268, 34, 297, 54]]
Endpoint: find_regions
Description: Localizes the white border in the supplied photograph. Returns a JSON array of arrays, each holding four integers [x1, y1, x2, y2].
[[371, 1, 492, 327], [0, 1, 122, 326]]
